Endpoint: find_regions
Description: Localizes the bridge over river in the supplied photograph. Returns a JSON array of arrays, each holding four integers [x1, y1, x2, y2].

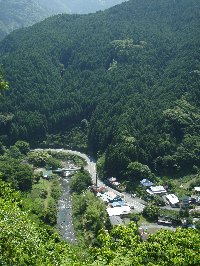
[[35, 148, 146, 243]]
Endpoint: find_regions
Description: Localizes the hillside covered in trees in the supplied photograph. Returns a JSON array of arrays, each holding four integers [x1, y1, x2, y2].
[[0, 0, 51, 41], [0, 0, 126, 41], [0, 1, 200, 262], [0, 0, 200, 180]]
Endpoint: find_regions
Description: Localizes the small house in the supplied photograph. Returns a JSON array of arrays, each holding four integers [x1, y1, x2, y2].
[[110, 216, 124, 226], [108, 177, 117, 183], [112, 181, 120, 187], [194, 187, 200, 193], [140, 179, 154, 187], [107, 205, 131, 216], [147, 186, 167, 195], [189, 195, 200, 205], [166, 194, 179, 207], [43, 170, 52, 180], [90, 185, 107, 194]]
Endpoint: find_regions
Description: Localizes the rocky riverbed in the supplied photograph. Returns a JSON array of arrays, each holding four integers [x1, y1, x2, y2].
[[57, 176, 76, 244]]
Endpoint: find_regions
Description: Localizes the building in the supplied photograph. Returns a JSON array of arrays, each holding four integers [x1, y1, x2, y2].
[[43, 170, 52, 179], [181, 195, 190, 208], [90, 185, 107, 194], [106, 177, 121, 188], [112, 181, 120, 187], [104, 191, 122, 202], [140, 179, 154, 187], [108, 177, 117, 183], [194, 187, 200, 193], [98, 193, 109, 203], [157, 218, 172, 226], [146, 186, 167, 195], [107, 205, 131, 216], [165, 194, 179, 207], [189, 195, 200, 205], [110, 201, 127, 208], [109, 216, 124, 226]]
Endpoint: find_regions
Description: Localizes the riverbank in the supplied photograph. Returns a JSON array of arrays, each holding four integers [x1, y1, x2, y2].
[[57, 175, 76, 243]]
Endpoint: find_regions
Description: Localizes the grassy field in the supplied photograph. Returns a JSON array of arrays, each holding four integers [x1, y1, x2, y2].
[[32, 178, 53, 210], [23, 174, 61, 225]]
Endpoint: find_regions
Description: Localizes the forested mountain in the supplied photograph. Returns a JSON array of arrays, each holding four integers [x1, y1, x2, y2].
[[0, 0, 51, 40], [39, 0, 127, 14], [0, 0, 200, 179], [0, 0, 126, 41]]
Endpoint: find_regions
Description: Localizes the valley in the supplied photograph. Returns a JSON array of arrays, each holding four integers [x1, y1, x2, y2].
[[0, 0, 200, 264]]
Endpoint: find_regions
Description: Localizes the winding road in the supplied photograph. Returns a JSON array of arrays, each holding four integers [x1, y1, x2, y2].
[[65, 150, 146, 213], [34, 148, 146, 243], [39, 148, 146, 213]]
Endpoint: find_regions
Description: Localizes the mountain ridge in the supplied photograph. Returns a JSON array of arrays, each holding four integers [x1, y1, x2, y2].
[[0, 0, 126, 41], [0, 0, 199, 178]]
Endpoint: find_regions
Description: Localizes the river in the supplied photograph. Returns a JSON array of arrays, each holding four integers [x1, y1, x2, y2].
[[34, 148, 146, 242], [55, 149, 96, 243], [57, 175, 76, 243]]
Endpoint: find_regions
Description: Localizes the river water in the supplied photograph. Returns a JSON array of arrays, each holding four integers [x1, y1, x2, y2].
[[57, 176, 76, 244], [51, 148, 145, 243]]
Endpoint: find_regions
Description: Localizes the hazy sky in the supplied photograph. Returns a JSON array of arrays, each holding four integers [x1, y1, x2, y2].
[[38, 0, 127, 14]]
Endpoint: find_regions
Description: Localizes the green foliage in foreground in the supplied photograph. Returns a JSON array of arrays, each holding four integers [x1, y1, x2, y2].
[[0, 180, 83, 266], [0, 179, 200, 265], [72, 191, 110, 245], [91, 222, 200, 266]]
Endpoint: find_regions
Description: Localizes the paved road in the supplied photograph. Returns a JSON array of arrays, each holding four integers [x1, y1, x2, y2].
[[160, 206, 180, 211], [139, 223, 176, 232], [35, 148, 146, 213], [43, 148, 146, 213]]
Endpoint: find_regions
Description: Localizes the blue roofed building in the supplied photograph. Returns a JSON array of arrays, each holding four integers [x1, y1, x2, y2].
[[140, 179, 154, 187]]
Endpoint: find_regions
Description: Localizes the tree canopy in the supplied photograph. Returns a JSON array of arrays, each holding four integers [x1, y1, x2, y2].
[[0, 0, 199, 179]]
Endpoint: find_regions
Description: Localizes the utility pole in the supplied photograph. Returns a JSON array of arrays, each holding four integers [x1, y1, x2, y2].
[[96, 173, 98, 187]]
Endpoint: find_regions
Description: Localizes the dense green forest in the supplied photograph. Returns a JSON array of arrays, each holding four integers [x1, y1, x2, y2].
[[0, 0, 200, 180], [0, 0, 200, 256]]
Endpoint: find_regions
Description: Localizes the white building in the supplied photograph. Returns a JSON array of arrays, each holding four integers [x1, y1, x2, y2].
[[166, 194, 179, 207], [147, 186, 167, 195], [107, 205, 131, 217]]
